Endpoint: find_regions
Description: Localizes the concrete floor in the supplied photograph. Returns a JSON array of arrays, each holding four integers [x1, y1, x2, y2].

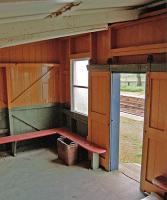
[[119, 163, 141, 182], [0, 148, 145, 200]]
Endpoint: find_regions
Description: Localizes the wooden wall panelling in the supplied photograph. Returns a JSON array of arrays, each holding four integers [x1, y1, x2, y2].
[[110, 43, 167, 57], [5, 64, 16, 154], [109, 28, 116, 50], [59, 39, 70, 104], [66, 38, 71, 105], [90, 32, 97, 64], [59, 40, 66, 104], [6, 63, 60, 108], [96, 30, 110, 64], [69, 33, 91, 59], [141, 72, 167, 195], [116, 53, 167, 65], [0, 39, 60, 63], [7, 106, 60, 155], [110, 14, 167, 48], [0, 65, 9, 136], [0, 107, 8, 137], [2, 63, 61, 154], [109, 14, 167, 57], [10, 105, 60, 136], [65, 70, 70, 105], [0, 66, 7, 109]]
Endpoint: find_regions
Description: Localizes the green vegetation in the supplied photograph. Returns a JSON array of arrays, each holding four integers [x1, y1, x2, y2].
[[120, 116, 143, 164], [120, 73, 146, 93], [119, 73, 145, 164], [121, 85, 144, 92]]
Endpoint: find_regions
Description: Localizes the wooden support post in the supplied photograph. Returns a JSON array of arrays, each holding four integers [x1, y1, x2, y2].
[[5, 65, 17, 156], [91, 153, 99, 170], [12, 142, 17, 156], [8, 110, 17, 156]]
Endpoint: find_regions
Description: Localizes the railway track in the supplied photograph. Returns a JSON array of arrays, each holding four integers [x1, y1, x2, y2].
[[120, 95, 145, 117]]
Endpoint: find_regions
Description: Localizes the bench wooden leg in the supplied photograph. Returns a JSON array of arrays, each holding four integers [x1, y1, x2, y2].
[[11, 142, 17, 156], [91, 153, 99, 170]]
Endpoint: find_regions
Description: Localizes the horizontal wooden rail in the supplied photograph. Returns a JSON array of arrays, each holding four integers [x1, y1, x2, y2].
[[109, 43, 167, 57], [69, 52, 91, 59]]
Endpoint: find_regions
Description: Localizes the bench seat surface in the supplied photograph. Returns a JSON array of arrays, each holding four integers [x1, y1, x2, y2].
[[54, 128, 106, 154], [153, 174, 167, 191], [0, 128, 106, 154]]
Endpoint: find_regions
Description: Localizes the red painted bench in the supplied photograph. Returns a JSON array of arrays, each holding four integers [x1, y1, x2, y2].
[[153, 174, 167, 192], [152, 174, 167, 200], [0, 128, 106, 169]]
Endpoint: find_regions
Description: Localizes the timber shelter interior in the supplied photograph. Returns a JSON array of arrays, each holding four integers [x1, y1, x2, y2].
[[0, 0, 167, 200]]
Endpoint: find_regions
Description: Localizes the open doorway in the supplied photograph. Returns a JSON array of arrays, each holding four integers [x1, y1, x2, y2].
[[119, 73, 146, 182]]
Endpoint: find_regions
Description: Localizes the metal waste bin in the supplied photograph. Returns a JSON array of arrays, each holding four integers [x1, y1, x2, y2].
[[57, 137, 78, 166]]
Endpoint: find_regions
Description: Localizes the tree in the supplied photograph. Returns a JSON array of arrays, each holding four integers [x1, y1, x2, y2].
[[136, 74, 142, 86]]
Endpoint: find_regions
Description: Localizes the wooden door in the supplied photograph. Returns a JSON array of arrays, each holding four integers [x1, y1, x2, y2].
[[88, 71, 110, 171], [141, 72, 167, 194]]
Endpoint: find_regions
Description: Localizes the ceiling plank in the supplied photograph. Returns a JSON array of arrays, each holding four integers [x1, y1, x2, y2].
[[0, 9, 138, 48]]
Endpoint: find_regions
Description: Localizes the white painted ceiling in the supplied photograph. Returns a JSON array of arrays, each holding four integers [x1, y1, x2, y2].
[[0, 0, 154, 48]]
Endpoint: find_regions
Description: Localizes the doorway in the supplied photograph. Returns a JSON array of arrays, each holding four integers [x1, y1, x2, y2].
[[110, 72, 146, 182], [119, 73, 146, 182]]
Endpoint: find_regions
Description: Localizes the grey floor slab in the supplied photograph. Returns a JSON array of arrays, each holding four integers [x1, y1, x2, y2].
[[0, 148, 145, 200]]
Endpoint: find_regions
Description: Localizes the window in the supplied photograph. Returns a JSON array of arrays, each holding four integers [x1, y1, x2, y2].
[[71, 59, 89, 115]]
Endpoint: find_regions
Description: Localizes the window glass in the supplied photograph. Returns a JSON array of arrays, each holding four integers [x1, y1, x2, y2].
[[73, 60, 88, 87], [73, 87, 88, 115], [71, 59, 89, 115]]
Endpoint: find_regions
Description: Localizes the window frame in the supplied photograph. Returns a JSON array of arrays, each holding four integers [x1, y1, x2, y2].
[[70, 58, 89, 116]]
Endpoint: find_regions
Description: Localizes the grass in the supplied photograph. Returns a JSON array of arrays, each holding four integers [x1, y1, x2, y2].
[[119, 116, 144, 164], [121, 85, 144, 92]]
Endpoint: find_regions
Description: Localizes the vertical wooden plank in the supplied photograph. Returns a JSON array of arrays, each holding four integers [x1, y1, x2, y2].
[[59, 39, 67, 103], [157, 80, 167, 130], [6, 64, 16, 155], [96, 30, 110, 64], [141, 72, 167, 195], [0, 39, 60, 63], [0, 66, 7, 109], [149, 79, 159, 129], [88, 70, 110, 170], [145, 139, 156, 181]]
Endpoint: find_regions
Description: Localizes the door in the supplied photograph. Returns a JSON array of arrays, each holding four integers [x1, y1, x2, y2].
[[141, 72, 167, 193], [88, 70, 110, 171]]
